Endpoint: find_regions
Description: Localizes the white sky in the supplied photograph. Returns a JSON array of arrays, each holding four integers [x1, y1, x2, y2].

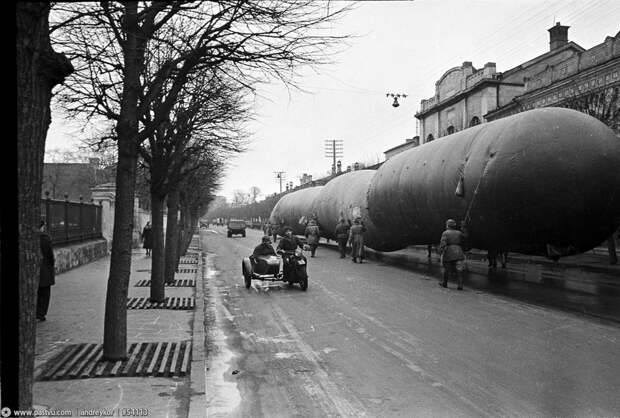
[[46, 0, 620, 201]]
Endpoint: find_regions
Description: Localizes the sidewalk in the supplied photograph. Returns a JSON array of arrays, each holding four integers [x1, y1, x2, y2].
[[33, 239, 205, 417]]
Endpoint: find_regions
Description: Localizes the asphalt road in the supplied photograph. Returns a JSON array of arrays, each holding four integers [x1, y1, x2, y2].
[[202, 227, 620, 417]]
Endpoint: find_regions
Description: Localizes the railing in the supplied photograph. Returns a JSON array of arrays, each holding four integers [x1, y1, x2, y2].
[[41, 192, 103, 246]]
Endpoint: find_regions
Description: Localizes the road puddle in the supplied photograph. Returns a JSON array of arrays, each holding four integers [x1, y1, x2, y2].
[[205, 255, 241, 416]]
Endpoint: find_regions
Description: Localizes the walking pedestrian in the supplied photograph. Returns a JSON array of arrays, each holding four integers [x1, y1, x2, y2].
[[334, 218, 350, 258], [607, 228, 618, 265], [487, 248, 498, 268], [499, 250, 509, 268], [38, 220, 55, 321], [438, 219, 468, 290], [142, 221, 153, 256], [304, 219, 321, 257], [348, 218, 366, 263]]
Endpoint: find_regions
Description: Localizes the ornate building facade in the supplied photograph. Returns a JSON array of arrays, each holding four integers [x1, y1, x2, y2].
[[414, 23, 620, 144], [486, 26, 620, 136]]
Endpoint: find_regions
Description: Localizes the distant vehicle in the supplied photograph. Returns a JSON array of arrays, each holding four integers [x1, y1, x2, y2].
[[227, 219, 246, 238]]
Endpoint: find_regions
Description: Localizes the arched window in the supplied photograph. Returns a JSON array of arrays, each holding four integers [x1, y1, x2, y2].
[[470, 116, 480, 127], [426, 134, 434, 143], [447, 126, 455, 135]]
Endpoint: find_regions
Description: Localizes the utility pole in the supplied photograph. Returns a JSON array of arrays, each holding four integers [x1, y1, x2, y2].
[[324, 139, 343, 175], [274, 171, 286, 193]]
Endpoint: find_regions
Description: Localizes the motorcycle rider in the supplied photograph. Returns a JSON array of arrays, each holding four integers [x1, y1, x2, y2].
[[277, 227, 304, 277]]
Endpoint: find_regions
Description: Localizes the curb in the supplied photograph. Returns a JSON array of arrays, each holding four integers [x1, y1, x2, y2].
[[187, 234, 207, 418], [319, 241, 619, 276]]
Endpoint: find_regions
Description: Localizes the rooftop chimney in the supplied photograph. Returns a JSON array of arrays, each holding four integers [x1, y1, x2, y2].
[[548, 22, 569, 51]]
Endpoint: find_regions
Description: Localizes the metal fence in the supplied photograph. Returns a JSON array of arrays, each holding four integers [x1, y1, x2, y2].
[[41, 193, 103, 246]]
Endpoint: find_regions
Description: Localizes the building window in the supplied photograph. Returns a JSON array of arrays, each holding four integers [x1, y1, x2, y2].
[[447, 126, 455, 135], [426, 134, 434, 143], [470, 116, 480, 127]]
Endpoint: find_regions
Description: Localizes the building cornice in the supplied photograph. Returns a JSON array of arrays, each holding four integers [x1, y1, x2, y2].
[[415, 79, 523, 119], [500, 41, 585, 79], [486, 56, 620, 119]]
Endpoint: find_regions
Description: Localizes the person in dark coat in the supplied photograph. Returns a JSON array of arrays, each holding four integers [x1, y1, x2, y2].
[[348, 218, 366, 263], [252, 236, 277, 258], [38, 220, 55, 321], [334, 218, 350, 258], [142, 222, 153, 256], [438, 219, 468, 290], [277, 228, 304, 277]]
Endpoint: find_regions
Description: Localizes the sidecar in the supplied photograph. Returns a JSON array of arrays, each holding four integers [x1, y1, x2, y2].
[[241, 255, 282, 289]]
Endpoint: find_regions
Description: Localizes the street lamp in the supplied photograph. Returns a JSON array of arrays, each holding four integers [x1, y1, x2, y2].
[[386, 92, 408, 108]]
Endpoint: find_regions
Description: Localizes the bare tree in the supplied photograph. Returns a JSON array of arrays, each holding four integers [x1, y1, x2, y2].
[[139, 69, 248, 296], [177, 157, 225, 259], [51, 0, 352, 360], [16, 2, 73, 410]]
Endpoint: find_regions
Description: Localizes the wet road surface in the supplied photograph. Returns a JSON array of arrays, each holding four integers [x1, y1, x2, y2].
[[202, 227, 620, 417]]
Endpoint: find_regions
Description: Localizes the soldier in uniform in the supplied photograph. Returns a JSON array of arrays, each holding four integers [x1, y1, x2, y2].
[[438, 219, 468, 290], [334, 218, 350, 258], [304, 219, 320, 257], [252, 236, 276, 258], [348, 218, 366, 263]]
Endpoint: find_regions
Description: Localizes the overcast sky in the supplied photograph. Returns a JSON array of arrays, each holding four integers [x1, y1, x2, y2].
[[46, 0, 620, 201]]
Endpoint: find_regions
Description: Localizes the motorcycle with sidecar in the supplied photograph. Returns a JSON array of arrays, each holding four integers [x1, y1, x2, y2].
[[241, 248, 308, 290]]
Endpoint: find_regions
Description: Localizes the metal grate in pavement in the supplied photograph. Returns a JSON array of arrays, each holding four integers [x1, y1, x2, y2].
[[135, 279, 195, 287], [36, 341, 192, 381], [179, 257, 198, 264], [127, 297, 195, 310], [177, 268, 197, 274]]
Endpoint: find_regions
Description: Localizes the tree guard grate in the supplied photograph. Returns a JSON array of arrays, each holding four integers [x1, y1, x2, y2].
[[177, 268, 197, 274], [36, 341, 192, 381], [134, 279, 195, 287], [127, 297, 195, 310], [179, 257, 198, 264]]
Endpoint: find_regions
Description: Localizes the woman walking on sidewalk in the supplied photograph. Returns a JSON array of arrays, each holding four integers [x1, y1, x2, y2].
[[38, 220, 55, 321], [142, 222, 153, 256]]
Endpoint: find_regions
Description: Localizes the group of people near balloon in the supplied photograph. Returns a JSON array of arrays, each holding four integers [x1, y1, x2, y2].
[[258, 216, 473, 290], [259, 216, 367, 263]]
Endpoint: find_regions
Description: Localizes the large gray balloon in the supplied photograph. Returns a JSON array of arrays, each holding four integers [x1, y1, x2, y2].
[[270, 108, 620, 256]]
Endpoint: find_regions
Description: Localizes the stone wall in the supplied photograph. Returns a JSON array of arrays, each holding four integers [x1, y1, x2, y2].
[[53, 239, 108, 274]]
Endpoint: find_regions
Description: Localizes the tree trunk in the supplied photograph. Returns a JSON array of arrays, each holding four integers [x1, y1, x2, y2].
[[103, 2, 141, 361], [150, 192, 166, 301], [15, 3, 73, 409], [180, 207, 194, 257], [164, 189, 180, 284], [175, 205, 186, 272]]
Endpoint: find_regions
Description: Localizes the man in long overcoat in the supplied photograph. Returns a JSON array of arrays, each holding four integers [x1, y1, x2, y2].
[[142, 222, 153, 256], [438, 219, 468, 290], [38, 220, 55, 321]]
